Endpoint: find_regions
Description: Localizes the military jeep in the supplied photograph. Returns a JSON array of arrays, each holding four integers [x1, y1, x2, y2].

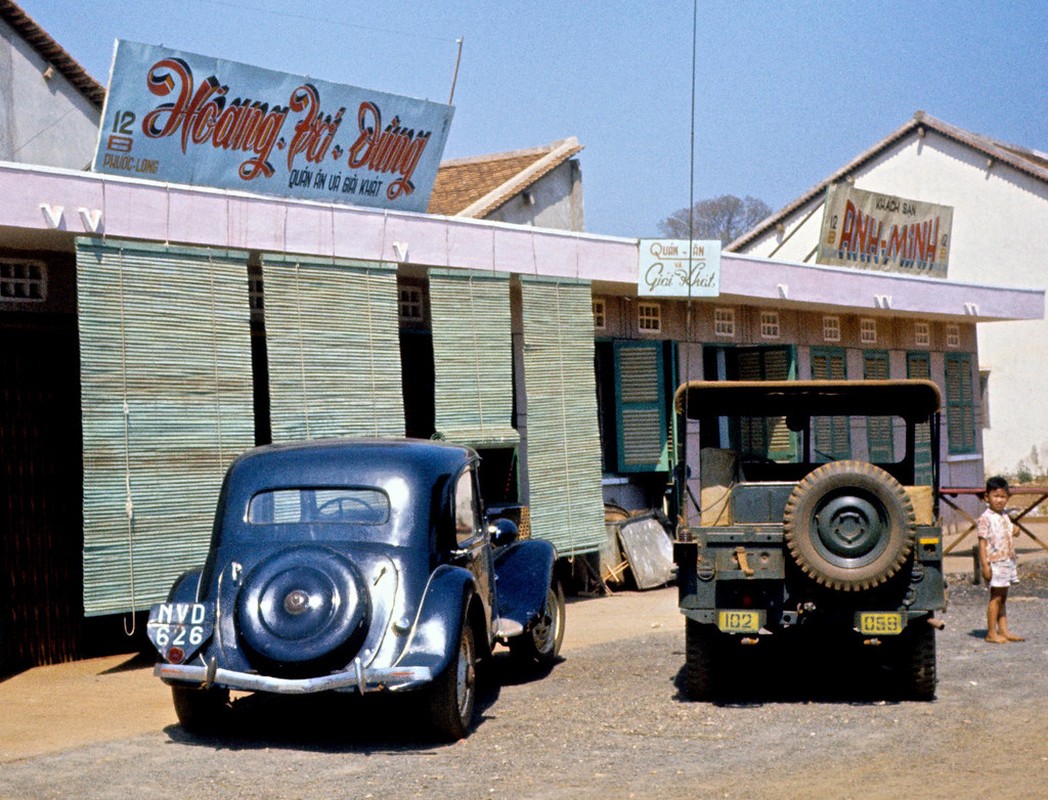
[[672, 380, 945, 700]]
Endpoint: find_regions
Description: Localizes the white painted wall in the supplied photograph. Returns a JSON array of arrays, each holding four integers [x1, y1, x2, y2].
[[742, 129, 1048, 475], [484, 160, 585, 231], [0, 17, 100, 169]]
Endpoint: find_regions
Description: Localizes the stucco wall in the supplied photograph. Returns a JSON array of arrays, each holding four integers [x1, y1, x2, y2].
[[484, 160, 584, 231], [0, 17, 100, 169]]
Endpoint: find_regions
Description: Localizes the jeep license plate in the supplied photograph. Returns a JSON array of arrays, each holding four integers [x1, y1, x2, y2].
[[147, 602, 214, 659], [717, 610, 764, 633], [857, 612, 905, 635]]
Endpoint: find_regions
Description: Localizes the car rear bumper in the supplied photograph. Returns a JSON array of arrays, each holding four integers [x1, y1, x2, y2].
[[155, 658, 433, 695]]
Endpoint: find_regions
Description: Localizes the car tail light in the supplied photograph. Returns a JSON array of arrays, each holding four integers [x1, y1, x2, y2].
[[168, 646, 185, 664]]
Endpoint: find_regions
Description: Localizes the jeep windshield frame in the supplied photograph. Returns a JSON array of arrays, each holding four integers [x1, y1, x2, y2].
[[671, 379, 943, 525]]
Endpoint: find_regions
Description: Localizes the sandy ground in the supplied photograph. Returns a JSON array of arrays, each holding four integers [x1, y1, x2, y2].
[[2, 530, 1045, 765]]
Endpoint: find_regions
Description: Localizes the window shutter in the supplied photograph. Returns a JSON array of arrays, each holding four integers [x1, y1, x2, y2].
[[76, 239, 255, 615], [907, 352, 933, 483], [614, 341, 667, 471], [811, 347, 850, 460], [520, 276, 606, 556], [945, 353, 975, 454], [261, 255, 404, 441], [428, 270, 519, 448], [736, 347, 795, 460], [864, 351, 894, 462]]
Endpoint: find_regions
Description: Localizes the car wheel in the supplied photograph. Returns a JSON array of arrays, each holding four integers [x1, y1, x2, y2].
[[171, 685, 230, 733], [783, 460, 916, 591], [428, 622, 476, 741], [684, 619, 718, 700], [509, 581, 566, 667], [902, 622, 937, 700]]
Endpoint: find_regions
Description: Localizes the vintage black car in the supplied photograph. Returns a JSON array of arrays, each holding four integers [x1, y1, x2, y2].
[[672, 380, 946, 700], [146, 438, 565, 740]]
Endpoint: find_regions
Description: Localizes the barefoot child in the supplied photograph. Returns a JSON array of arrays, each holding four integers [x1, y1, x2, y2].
[[978, 475, 1024, 643]]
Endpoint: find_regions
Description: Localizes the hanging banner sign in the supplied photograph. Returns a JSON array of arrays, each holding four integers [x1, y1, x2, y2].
[[817, 185, 952, 277], [637, 239, 721, 297], [92, 41, 454, 213]]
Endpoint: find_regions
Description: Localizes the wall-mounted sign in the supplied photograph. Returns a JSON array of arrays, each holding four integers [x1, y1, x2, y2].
[[92, 41, 454, 213], [637, 239, 721, 297], [817, 185, 952, 277]]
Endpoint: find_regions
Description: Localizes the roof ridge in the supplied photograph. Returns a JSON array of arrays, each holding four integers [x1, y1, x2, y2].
[[0, 0, 106, 108], [438, 138, 579, 168]]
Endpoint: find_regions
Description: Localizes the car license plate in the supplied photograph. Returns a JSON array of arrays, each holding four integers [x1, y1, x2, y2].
[[857, 612, 905, 635], [147, 602, 214, 660], [717, 609, 763, 633]]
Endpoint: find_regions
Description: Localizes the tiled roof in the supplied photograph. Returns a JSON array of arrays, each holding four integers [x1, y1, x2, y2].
[[428, 137, 583, 217], [0, 0, 105, 109], [729, 111, 1048, 252]]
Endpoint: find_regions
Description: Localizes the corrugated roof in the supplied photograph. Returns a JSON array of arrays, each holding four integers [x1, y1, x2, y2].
[[729, 111, 1048, 252], [0, 0, 105, 109], [428, 137, 583, 217]]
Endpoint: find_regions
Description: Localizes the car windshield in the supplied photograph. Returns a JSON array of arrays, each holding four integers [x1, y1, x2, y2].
[[248, 487, 390, 526]]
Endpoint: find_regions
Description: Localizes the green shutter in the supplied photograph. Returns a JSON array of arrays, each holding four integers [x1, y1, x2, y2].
[[520, 276, 606, 556], [907, 352, 933, 483], [864, 351, 894, 462], [77, 239, 255, 615], [261, 254, 403, 441], [614, 340, 667, 471], [945, 353, 976, 454], [811, 347, 850, 460], [428, 270, 519, 448], [734, 347, 796, 460]]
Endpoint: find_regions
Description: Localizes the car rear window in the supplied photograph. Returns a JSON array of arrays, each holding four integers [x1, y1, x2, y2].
[[248, 487, 390, 525]]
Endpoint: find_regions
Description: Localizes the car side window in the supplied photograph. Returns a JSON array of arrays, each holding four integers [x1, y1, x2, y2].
[[454, 469, 480, 546]]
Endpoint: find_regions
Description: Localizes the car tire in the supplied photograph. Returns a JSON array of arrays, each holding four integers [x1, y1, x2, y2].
[[684, 619, 718, 700], [428, 621, 477, 741], [902, 621, 937, 700], [508, 581, 566, 668], [172, 685, 230, 733], [783, 460, 916, 591]]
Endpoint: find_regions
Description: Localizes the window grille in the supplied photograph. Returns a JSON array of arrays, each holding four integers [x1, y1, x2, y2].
[[946, 324, 960, 348], [714, 307, 735, 337], [399, 285, 424, 323], [592, 298, 606, 330], [0, 259, 46, 301], [822, 316, 841, 342], [638, 302, 661, 332], [860, 318, 877, 344], [759, 311, 780, 339], [915, 321, 930, 347]]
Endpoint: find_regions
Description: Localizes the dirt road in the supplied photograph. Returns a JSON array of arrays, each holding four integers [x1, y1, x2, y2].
[[2, 549, 1048, 799]]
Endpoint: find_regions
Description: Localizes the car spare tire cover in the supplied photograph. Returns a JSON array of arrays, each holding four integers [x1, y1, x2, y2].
[[783, 460, 916, 592], [236, 545, 370, 666]]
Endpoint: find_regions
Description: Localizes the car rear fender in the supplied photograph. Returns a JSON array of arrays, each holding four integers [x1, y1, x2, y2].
[[394, 564, 486, 676], [167, 569, 204, 604], [493, 538, 557, 631]]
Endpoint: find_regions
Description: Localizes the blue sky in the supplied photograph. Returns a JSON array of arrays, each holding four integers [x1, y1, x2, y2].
[[19, 0, 1048, 237]]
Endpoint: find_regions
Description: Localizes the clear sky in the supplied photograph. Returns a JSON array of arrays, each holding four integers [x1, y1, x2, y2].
[[17, 0, 1048, 238]]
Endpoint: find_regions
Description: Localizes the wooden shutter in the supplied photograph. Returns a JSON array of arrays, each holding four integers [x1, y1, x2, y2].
[[520, 276, 605, 556], [945, 353, 976, 454], [864, 351, 894, 462], [77, 239, 255, 615], [261, 254, 403, 441], [614, 340, 668, 471], [428, 270, 519, 448], [907, 352, 934, 484], [811, 347, 850, 460], [736, 347, 796, 460]]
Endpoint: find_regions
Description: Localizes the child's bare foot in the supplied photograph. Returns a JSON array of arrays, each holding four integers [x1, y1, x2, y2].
[[1003, 633, 1025, 642], [985, 635, 1007, 643]]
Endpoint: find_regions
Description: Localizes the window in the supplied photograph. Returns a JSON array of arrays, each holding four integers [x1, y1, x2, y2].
[[398, 284, 424, 323], [810, 347, 850, 460], [946, 324, 960, 348], [733, 347, 796, 461], [592, 298, 606, 330], [248, 487, 390, 526], [914, 321, 930, 347], [614, 340, 669, 472], [759, 311, 780, 339], [638, 302, 661, 332], [454, 469, 480, 544], [822, 316, 841, 342], [945, 353, 976, 454], [0, 259, 46, 301], [863, 351, 894, 462], [860, 318, 877, 344], [907, 352, 934, 484], [714, 307, 735, 337]]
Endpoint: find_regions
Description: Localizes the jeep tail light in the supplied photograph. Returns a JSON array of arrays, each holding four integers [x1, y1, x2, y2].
[[167, 646, 185, 664]]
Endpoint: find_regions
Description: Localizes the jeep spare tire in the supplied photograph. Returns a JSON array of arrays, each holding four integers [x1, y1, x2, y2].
[[236, 545, 370, 669], [783, 460, 916, 591]]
